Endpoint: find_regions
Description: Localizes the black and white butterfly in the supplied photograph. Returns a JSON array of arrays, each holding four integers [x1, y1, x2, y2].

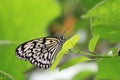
[[15, 34, 65, 69]]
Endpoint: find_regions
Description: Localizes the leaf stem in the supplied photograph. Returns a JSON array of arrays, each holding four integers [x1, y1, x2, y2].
[[68, 49, 118, 58]]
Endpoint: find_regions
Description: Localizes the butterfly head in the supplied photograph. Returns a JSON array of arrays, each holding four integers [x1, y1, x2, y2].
[[54, 33, 65, 43]]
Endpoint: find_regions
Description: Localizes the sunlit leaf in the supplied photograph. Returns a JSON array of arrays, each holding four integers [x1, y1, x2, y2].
[[50, 34, 80, 70], [88, 35, 99, 52]]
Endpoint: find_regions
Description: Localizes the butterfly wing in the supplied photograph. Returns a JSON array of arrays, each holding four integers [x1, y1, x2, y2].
[[16, 37, 63, 69]]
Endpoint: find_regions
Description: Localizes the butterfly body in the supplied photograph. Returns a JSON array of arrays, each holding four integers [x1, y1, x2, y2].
[[16, 35, 64, 69]]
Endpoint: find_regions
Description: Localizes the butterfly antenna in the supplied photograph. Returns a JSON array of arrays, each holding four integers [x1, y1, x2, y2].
[[62, 25, 72, 35]]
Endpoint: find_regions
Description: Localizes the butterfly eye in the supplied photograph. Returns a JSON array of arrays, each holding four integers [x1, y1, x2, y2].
[[38, 45, 40, 46], [50, 40, 53, 43], [50, 51, 53, 54]]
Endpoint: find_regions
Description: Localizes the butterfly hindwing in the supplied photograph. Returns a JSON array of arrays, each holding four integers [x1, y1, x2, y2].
[[16, 37, 63, 69]]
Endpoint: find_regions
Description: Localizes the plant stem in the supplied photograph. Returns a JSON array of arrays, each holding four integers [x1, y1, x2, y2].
[[68, 49, 118, 58]]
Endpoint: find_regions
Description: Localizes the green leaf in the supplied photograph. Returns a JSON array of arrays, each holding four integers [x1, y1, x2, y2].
[[60, 56, 89, 71], [88, 35, 99, 52], [105, 48, 119, 57], [78, 0, 105, 12], [112, 48, 119, 56], [50, 34, 80, 71], [96, 57, 120, 80], [82, 0, 120, 42], [0, 71, 14, 80], [92, 25, 120, 42]]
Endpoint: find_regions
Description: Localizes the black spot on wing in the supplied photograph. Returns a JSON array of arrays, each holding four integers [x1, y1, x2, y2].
[[15, 36, 64, 69], [32, 41, 37, 48], [42, 38, 46, 44], [28, 56, 51, 69]]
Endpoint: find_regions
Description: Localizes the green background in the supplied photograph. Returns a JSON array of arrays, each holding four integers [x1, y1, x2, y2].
[[0, 0, 120, 80]]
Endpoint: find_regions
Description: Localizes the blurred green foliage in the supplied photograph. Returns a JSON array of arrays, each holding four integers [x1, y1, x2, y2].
[[0, 71, 13, 80], [0, 0, 120, 80], [0, 0, 60, 41], [96, 57, 120, 80], [83, 0, 120, 42], [0, 0, 60, 80], [81, 0, 120, 80]]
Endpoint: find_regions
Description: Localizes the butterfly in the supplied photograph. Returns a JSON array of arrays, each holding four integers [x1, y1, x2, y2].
[[15, 33, 65, 69]]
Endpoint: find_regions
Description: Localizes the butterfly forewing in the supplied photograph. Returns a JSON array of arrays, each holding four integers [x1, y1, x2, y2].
[[16, 37, 63, 69]]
